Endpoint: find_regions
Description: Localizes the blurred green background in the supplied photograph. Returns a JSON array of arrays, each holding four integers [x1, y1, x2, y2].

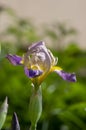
[[0, 7, 86, 130]]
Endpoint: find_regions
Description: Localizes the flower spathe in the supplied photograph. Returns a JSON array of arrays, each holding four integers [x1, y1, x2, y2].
[[6, 41, 76, 86]]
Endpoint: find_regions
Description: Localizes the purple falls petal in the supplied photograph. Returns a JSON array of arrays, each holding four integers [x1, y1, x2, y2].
[[55, 70, 76, 82], [24, 67, 43, 78], [11, 112, 20, 130], [6, 54, 22, 65]]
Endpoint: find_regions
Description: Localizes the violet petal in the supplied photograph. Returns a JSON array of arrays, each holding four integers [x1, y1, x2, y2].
[[28, 41, 44, 50], [55, 70, 76, 82], [24, 67, 43, 78], [7, 54, 22, 65]]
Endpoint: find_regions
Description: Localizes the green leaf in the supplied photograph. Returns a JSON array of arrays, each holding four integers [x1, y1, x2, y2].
[[0, 97, 8, 129]]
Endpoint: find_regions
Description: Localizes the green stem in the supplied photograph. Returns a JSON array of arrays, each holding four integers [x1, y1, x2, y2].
[[30, 124, 37, 130]]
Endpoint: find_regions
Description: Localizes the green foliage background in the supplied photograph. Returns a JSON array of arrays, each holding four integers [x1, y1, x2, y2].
[[0, 7, 86, 130]]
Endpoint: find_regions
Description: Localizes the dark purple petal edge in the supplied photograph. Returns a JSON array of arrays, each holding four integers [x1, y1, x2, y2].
[[55, 70, 76, 82], [24, 67, 43, 78]]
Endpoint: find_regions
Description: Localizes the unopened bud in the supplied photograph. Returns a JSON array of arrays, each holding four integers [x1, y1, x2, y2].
[[29, 86, 42, 128]]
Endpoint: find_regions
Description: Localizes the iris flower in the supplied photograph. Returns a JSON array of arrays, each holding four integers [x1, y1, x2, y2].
[[6, 41, 76, 86]]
